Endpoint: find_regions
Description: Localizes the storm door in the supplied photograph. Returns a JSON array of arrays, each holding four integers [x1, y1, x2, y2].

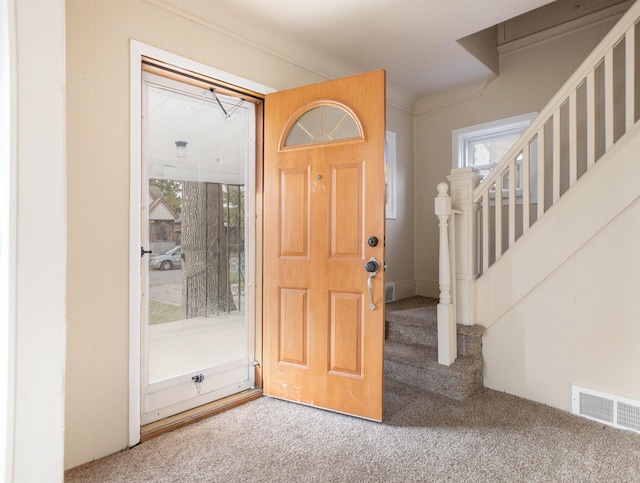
[[140, 71, 256, 424]]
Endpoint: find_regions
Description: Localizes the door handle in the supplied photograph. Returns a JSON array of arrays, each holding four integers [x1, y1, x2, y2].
[[365, 257, 380, 310], [141, 247, 152, 257]]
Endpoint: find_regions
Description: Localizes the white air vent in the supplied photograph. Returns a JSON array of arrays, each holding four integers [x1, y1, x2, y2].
[[572, 385, 640, 434], [385, 283, 396, 303]]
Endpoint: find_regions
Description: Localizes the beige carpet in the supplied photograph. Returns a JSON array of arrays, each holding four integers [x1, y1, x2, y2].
[[66, 379, 640, 482]]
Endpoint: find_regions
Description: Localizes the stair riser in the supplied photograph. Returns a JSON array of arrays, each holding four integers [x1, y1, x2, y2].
[[457, 334, 482, 358], [386, 313, 437, 330], [386, 326, 483, 359], [386, 325, 438, 349], [385, 358, 483, 400]]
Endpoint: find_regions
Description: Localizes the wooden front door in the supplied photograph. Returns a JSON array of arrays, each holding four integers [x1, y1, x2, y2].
[[263, 71, 386, 421]]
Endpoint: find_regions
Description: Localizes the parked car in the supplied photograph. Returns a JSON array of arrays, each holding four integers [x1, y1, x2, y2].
[[150, 246, 182, 270]]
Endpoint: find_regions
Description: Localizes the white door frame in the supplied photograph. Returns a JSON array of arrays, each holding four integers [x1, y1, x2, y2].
[[129, 40, 274, 446]]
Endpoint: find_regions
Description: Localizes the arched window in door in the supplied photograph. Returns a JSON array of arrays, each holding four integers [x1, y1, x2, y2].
[[284, 102, 363, 147]]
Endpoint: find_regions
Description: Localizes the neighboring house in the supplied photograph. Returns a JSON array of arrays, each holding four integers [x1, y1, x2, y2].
[[3, 0, 639, 481], [148, 185, 179, 250]]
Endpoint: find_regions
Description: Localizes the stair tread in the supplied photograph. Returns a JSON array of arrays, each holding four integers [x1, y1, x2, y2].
[[386, 310, 437, 327], [457, 324, 485, 337], [386, 296, 438, 328], [386, 296, 438, 312]]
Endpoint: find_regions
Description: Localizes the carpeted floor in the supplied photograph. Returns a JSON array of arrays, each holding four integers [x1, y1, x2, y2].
[[65, 379, 640, 482]]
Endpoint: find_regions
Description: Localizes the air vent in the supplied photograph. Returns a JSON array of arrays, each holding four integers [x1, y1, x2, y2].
[[618, 402, 640, 432], [385, 283, 396, 303], [572, 385, 640, 434]]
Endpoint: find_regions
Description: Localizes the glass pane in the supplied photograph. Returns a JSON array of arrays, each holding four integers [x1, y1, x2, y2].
[[469, 133, 520, 167], [285, 105, 360, 146], [146, 84, 249, 384]]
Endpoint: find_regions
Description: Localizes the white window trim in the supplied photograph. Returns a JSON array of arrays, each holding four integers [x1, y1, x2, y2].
[[385, 130, 397, 219], [0, 1, 13, 477]]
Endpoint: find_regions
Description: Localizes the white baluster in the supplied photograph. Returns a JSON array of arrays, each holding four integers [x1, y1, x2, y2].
[[537, 129, 546, 220], [553, 110, 561, 203], [508, 159, 516, 248], [482, 192, 489, 273], [587, 71, 596, 169], [569, 91, 578, 187], [605, 49, 615, 151], [626, 25, 636, 132], [495, 175, 502, 259], [522, 143, 531, 234]]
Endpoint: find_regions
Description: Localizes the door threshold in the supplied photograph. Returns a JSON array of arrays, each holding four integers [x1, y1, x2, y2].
[[140, 388, 263, 442]]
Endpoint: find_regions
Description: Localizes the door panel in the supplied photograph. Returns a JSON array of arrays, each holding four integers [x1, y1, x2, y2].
[[279, 288, 309, 366], [329, 291, 363, 376], [331, 162, 363, 258], [263, 70, 386, 421], [280, 167, 310, 257]]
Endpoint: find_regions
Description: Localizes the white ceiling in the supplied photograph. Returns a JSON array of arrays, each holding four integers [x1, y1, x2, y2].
[[147, 82, 251, 185], [163, 0, 557, 110]]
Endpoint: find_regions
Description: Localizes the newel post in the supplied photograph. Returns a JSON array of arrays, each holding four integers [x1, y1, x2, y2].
[[446, 167, 481, 326], [435, 182, 456, 365]]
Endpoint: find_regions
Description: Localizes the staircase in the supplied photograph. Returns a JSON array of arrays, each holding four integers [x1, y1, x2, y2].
[[431, 2, 640, 410], [384, 296, 485, 400], [435, 1, 640, 366]]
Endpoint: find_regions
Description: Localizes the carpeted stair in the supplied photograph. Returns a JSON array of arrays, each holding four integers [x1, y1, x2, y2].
[[385, 296, 485, 400]]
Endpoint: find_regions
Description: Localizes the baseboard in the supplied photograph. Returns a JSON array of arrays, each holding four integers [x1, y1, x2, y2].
[[391, 280, 416, 300], [140, 388, 263, 443], [415, 279, 439, 298]]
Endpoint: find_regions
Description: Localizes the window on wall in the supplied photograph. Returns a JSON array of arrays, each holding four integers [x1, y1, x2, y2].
[[452, 112, 537, 178]]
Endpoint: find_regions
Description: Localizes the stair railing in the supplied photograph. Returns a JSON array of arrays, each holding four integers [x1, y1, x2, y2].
[[474, 0, 640, 274], [436, 0, 640, 354]]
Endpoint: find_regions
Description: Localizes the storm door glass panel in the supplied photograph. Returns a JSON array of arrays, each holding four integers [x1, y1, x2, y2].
[[145, 76, 251, 392]]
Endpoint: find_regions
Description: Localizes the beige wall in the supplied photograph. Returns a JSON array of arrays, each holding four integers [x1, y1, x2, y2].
[[413, 16, 619, 297], [385, 105, 415, 300], [65, 0, 414, 469]]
